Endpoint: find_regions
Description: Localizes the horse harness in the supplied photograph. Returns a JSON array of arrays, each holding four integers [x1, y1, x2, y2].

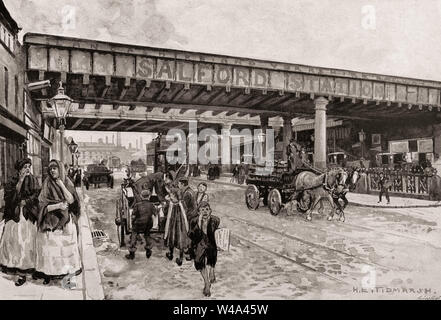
[[323, 170, 347, 195]]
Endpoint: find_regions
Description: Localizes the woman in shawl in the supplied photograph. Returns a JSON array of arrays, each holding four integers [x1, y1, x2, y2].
[[163, 188, 189, 266], [35, 159, 81, 285], [0, 158, 40, 286]]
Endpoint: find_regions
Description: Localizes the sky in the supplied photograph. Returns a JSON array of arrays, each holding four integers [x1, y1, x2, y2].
[[5, 0, 441, 81], [4, 0, 441, 142]]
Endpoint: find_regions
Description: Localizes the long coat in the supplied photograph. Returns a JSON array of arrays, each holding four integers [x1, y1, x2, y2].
[[182, 186, 197, 220], [163, 201, 188, 250], [188, 214, 220, 270], [132, 200, 156, 233]]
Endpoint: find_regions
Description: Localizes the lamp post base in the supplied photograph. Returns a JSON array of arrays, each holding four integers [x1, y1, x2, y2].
[[59, 124, 65, 164]]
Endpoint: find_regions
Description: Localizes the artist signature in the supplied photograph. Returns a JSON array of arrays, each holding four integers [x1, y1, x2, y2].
[[418, 295, 441, 300]]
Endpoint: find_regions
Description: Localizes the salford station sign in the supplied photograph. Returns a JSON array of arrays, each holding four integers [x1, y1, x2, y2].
[[25, 33, 441, 108]]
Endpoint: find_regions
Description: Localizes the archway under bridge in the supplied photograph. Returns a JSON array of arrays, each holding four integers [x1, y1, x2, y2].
[[24, 33, 441, 170]]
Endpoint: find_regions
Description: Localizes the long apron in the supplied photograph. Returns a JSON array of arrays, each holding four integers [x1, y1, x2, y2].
[[0, 207, 37, 271], [35, 217, 82, 277]]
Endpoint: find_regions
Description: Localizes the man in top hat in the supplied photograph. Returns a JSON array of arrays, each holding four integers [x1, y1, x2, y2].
[[125, 189, 157, 260]]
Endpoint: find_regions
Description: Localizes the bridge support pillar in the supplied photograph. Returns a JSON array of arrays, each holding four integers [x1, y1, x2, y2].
[[259, 115, 269, 160], [282, 117, 292, 161], [221, 123, 232, 173], [314, 97, 328, 171]]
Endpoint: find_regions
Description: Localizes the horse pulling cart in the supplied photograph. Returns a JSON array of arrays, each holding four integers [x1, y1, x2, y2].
[[114, 163, 188, 247], [114, 177, 166, 247], [245, 152, 347, 221], [245, 162, 321, 216]]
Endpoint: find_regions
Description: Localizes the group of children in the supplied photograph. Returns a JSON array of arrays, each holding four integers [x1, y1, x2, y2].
[[126, 178, 219, 297]]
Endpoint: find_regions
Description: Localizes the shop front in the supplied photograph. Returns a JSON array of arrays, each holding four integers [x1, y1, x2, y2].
[[384, 137, 435, 170], [0, 117, 27, 210]]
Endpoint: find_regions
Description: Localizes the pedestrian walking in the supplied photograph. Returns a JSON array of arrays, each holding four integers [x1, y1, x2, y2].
[[0, 158, 40, 286], [193, 165, 201, 177], [238, 163, 246, 185], [231, 164, 239, 183], [125, 190, 156, 260], [195, 182, 209, 205], [164, 188, 189, 266], [35, 159, 82, 285], [74, 167, 82, 188], [331, 184, 349, 215], [188, 201, 220, 297], [178, 177, 197, 217], [177, 177, 197, 261], [377, 172, 391, 204]]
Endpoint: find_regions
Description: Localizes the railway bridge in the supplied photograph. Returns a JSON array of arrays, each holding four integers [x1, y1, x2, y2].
[[24, 33, 441, 169]]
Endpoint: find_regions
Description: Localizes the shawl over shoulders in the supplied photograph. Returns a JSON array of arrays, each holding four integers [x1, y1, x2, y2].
[[38, 176, 80, 232], [3, 175, 40, 223]]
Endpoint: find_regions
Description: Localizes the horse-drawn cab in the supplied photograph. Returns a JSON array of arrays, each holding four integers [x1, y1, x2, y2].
[[327, 152, 347, 169], [83, 163, 114, 189], [114, 167, 167, 247]]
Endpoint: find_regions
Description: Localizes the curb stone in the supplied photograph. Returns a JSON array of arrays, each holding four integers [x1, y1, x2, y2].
[[77, 188, 105, 300]]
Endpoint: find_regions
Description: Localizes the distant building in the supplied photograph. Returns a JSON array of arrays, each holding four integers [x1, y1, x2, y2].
[[77, 136, 145, 167], [0, 0, 27, 209]]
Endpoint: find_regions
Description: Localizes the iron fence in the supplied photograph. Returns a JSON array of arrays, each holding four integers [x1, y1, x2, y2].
[[365, 168, 435, 197]]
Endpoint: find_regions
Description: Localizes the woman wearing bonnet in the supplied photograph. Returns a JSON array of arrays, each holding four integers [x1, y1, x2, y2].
[[35, 159, 82, 285], [0, 158, 40, 286]]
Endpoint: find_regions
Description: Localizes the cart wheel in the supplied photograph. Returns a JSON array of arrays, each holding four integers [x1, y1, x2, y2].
[[268, 189, 282, 216], [245, 185, 260, 210]]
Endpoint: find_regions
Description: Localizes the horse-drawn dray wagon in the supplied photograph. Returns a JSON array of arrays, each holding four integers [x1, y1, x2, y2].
[[245, 144, 348, 221], [245, 162, 321, 215]]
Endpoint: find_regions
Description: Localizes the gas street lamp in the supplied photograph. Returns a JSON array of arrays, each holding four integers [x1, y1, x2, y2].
[[48, 81, 74, 164]]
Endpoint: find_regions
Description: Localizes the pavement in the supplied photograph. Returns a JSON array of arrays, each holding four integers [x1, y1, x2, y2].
[[0, 187, 104, 300], [191, 174, 441, 209]]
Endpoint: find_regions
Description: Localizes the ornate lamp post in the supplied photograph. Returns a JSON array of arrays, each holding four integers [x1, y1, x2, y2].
[[48, 81, 74, 163], [68, 139, 78, 166]]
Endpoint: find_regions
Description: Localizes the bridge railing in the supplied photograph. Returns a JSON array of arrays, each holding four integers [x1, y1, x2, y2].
[[362, 168, 438, 198]]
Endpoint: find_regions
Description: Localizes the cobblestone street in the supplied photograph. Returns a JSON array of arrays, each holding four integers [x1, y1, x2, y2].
[[85, 178, 441, 300]]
